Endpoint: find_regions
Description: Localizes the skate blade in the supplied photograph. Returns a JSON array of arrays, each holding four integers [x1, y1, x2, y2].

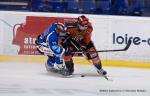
[[61, 74, 73, 78]]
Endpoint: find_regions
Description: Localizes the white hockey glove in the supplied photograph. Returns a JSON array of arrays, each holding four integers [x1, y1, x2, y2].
[[36, 45, 53, 56]]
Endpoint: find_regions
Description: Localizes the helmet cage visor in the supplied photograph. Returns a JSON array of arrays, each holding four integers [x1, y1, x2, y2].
[[55, 24, 66, 36], [78, 17, 88, 30]]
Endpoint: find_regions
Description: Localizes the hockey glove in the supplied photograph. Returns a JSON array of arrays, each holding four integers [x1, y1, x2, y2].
[[36, 45, 54, 56]]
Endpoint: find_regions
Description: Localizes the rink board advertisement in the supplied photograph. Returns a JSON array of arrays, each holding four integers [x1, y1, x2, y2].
[[12, 16, 76, 55], [0, 11, 150, 66]]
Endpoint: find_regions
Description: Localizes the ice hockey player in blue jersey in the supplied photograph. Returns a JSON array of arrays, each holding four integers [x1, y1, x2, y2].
[[35, 23, 67, 73]]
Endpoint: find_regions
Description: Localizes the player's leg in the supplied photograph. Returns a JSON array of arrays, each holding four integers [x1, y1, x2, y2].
[[55, 56, 64, 70], [64, 54, 74, 75], [45, 56, 57, 72], [54, 53, 74, 76], [86, 41, 107, 75], [60, 41, 75, 76]]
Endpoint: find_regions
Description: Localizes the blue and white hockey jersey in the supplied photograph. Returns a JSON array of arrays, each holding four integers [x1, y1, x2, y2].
[[37, 23, 63, 56]]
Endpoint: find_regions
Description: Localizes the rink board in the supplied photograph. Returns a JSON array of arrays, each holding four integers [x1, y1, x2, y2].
[[0, 11, 150, 62], [0, 55, 150, 69], [0, 11, 150, 70]]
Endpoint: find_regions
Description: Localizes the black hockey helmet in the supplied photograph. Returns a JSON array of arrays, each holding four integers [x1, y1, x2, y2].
[[77, 15, 89, 30]]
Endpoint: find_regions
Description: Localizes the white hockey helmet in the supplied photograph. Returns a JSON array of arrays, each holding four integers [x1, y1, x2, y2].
[[77, 15, 89, 30], [55, 23, 67, 36]]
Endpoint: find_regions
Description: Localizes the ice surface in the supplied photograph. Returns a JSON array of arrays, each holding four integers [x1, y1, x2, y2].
[[0, 62, 150, 96]]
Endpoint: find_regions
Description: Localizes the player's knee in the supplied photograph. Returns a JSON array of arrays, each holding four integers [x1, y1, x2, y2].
[[86, 42, 98, 59], [55, 57, 63, 64], [47, 56, 55, 64], [87, 48, 98, 59], [64, 55, 72, 61]]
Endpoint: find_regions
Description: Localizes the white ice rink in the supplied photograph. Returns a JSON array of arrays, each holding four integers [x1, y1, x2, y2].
[[0, 62, 150, 96]]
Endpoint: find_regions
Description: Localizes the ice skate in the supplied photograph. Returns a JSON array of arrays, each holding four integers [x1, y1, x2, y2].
[[97, 68, 107, 76], [59, 66, 73, 77], [45, 63, 58, 73]]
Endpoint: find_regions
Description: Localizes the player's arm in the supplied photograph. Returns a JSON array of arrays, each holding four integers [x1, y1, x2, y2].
[[84, 23, 93, 45], [35, 23, 57, 45]]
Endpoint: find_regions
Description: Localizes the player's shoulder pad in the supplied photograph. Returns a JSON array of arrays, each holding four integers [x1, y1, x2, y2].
[[47, 23, 57, 32], [50, 23, 57, 29]]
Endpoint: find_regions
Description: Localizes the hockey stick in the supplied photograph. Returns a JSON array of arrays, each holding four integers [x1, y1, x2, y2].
[[73, 39, 131, 53], [37, 39, 131, 56], [70, 40, 91, 63], [70, 40, 115, 81]]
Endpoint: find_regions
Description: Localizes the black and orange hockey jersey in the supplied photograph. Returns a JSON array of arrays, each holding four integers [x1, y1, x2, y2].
[[64, 21, 93, 46]]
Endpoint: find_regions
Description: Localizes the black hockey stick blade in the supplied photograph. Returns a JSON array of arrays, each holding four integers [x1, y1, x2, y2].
[[96, 39, 132, 52], [74, 39, 131, 53], [123, 39, 132, 51]]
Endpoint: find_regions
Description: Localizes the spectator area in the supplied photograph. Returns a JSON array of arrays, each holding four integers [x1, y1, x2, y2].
[[0, 0, 31, 11], [0, 0, 150, 16]]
